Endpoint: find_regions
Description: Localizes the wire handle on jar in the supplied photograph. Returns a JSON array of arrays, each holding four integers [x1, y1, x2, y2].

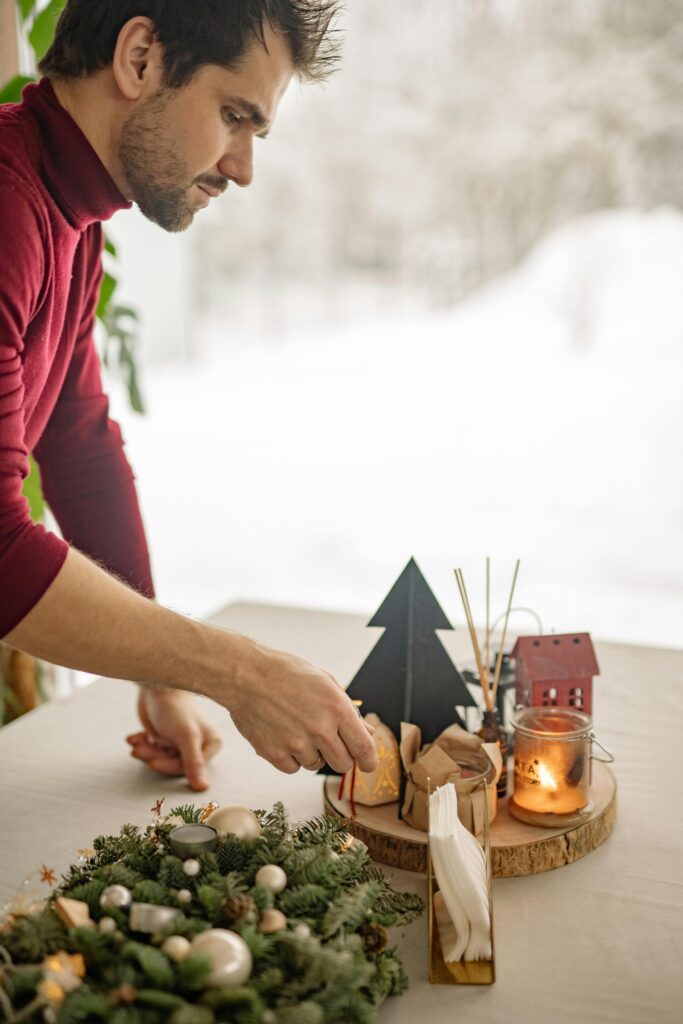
[[590, 733, 614, 763]]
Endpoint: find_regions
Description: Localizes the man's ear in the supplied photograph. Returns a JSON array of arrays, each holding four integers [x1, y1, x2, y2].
[[112, 16, 164, 100]]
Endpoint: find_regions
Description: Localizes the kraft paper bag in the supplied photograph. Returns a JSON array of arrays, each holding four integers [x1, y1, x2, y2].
[[400, 721, 502, 836]]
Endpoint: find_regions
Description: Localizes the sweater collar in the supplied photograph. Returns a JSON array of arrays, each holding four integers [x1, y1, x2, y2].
[[22, 77, 131, 229]]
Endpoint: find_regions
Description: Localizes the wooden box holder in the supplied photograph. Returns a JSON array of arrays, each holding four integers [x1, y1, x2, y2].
[[428, 780, 495, 985]]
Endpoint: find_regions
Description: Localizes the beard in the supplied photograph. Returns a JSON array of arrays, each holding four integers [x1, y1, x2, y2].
[[118, 90, 222, 233]]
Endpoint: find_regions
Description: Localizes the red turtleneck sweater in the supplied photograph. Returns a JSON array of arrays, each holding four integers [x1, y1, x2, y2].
[[0, 79, 154, 636]]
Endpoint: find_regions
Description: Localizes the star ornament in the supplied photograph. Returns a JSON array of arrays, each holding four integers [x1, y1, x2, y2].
[[40, 866, 57, 885], [199, 801, 219, 822], [150, 797, 165, 817]]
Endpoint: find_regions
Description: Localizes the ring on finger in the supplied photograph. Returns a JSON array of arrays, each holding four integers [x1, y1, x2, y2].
[[300, 753, 325, 771]]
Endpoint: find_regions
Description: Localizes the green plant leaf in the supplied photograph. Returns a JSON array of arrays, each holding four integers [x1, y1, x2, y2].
[[28, 0, 65, 61], [96, 270, 117, 322], [0, 74, 34, 104], [22, 454, 44, 522], [104, 235, 118, 257], [18, 0, 39, 22]]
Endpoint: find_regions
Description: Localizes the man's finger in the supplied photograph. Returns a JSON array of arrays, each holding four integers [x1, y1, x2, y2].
[[125, 731, 147, 746], [176, 730, 209, 791], [339, 715, 378, 773], [203, 733, 223, 762], [146, 753, 185, 776]]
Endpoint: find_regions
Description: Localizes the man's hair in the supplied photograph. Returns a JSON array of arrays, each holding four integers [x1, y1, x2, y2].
[[38, 0, 341, 86]]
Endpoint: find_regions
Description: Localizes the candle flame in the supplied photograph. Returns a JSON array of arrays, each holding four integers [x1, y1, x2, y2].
[[537, 762, 558, 789]]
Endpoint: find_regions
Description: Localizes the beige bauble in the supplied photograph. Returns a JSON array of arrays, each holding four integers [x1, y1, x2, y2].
[[203, 806, 262, 840], [254, 864, 287, 894], [191, 929, 253, 987], [162, 935, 192, 962], [259, 909, 287, 934]]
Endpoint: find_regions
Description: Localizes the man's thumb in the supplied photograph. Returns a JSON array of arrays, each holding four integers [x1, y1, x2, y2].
[[178, 732, 208, 791]]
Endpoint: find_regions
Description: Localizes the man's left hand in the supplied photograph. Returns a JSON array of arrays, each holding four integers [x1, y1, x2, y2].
[[127, 689, 222, 791]]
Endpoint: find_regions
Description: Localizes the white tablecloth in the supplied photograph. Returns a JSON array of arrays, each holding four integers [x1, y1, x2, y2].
[[1, 602, 681, 1022]]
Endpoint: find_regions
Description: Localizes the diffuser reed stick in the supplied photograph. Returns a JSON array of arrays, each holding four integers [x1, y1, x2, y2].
[[485, 557, 491, 700], [454, 568, 491, 710], [491, 559, 520, 705]]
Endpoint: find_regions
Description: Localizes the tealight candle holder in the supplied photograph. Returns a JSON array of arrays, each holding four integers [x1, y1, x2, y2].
[[508, 707, 613, 828], [169, 824, 218, 860]]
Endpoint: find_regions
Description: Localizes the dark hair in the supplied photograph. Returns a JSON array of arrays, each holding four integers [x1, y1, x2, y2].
[[39, 0, 342, 86]]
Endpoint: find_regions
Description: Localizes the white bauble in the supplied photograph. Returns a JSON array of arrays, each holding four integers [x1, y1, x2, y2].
[[203, 806, 261, 840], [293, 923, 311, 939], [254, 865, 287, 894], [191, 929, 253, 987], [176, 888, 193, 905], [164, 815, 185, 827], [99, 885, 132, 910], [162, 935, 192, 962], [259, 909, 287, 934], [98, 917, 117, 935], [182, 859, 201, 877]]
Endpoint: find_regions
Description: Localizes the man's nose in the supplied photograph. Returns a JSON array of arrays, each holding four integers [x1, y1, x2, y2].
[[218, 134, 254, 188]]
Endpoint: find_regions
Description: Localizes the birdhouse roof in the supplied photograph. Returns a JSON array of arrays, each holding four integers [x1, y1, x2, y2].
[[511, 633, 599, 681]]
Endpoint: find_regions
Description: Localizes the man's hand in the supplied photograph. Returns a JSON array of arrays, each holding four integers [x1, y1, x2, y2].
[[224, 645, 378, 776], [127, 688, 222, 791]]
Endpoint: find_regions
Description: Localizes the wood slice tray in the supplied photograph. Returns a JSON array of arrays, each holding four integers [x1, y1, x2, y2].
[[324, 761, 616, 877]]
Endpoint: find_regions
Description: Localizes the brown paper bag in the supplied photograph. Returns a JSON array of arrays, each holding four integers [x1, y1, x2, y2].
[[340, 713, 400, 806], [400, 721, 502, 836]]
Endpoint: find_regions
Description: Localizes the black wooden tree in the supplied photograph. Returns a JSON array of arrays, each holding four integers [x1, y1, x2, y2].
[[346, 558, 476, 744]]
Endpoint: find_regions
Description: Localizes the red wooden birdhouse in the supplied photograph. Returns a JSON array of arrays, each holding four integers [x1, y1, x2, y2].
[[511, 633, 599, 715]]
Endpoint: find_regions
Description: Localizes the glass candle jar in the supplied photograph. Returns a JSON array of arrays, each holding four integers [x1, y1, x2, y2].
[[452, 751, 498, 836], [510, 707, 593, 824]]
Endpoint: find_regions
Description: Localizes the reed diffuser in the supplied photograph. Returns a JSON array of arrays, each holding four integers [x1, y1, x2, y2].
[[454, 558, 520, 798]]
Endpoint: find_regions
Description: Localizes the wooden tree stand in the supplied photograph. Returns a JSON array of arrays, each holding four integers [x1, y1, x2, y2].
[[323, 761, 616, 877]]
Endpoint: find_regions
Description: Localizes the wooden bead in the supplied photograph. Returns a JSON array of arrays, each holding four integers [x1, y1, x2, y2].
[[259, 909, 287, 934]]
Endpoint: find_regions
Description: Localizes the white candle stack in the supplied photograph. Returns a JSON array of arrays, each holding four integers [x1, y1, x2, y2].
[[429, 783, 491, 962]]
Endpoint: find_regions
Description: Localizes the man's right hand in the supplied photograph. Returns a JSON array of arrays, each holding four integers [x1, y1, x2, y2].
[[217, 643, 378, 776], [4, 547, 378, 781]]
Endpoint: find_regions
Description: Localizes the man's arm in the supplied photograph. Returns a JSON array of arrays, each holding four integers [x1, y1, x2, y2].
[[3, 545, 378, 775]]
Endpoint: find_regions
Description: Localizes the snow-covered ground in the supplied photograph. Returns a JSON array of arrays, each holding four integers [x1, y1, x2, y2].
[[107, 208, 683, 651]]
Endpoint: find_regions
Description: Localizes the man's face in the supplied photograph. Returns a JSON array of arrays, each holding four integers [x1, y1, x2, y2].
[[118, 23, 293, 232]]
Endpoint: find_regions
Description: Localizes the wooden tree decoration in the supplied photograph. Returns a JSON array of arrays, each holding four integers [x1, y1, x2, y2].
[[346, 558, 476, 744]]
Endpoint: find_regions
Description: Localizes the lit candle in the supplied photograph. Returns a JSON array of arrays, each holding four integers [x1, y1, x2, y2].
[[509, 708, 592, 824], [169, 824, 218, 860]]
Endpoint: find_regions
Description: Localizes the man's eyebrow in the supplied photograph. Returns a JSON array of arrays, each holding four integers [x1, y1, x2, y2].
[[230, 96, 271, 137]]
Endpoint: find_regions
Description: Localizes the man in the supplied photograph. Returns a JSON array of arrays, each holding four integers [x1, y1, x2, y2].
[[0, 0, 377, 788]]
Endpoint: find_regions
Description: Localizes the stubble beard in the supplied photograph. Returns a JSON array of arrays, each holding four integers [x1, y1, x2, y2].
[[118, 90, 196, 233]]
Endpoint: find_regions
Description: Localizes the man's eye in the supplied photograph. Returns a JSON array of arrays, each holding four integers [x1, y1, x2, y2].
[[222, 108, 241, 126]]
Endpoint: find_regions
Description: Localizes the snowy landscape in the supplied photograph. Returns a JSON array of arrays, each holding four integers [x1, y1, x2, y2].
[[107, 207, 683, 652]]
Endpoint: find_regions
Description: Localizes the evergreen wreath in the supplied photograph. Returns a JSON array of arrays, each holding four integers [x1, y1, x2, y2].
[[0, 803, 423, 1023]]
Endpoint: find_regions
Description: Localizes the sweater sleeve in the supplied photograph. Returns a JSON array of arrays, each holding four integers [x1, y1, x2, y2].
[[0, 185, 69, 636], [33, 224, 155, 600]]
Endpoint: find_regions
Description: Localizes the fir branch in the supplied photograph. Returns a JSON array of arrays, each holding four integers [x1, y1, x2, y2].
[[274, 1002, 323, 1024], [66, 878, 107, 915], [260, 802, 289, 843], [170, 1004, 215, 1024], [174, 952, 213, 992], [1, 909, 66, 961], [122, 941, 174, 988], [322, 881, 383, 938], [215, 835, 250, 874], [372, 888, 424, 927], [131, 880, 169, 906], [278, 883, 329, 918], [168, 805, 202, 824]]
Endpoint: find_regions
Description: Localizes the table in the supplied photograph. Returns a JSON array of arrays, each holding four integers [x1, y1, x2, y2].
[[1, 602, 682, 1022]]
